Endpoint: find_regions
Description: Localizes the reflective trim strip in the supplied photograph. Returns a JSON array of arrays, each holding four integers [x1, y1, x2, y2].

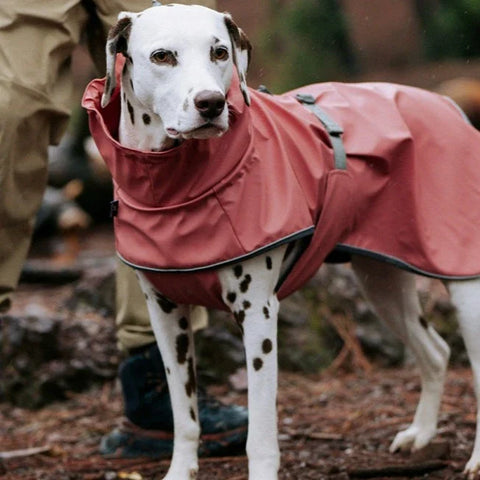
[[443, 95, 473, 126], [117, 226, 315, 273], [296, 93, 347, 170], [332, 244, 480, 280]]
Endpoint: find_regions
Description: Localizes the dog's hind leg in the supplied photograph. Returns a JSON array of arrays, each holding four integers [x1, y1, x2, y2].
[[446, 279, 480, 478], [136, 272, 200, 480], [219, 247, 287, 480], [351, 255, 450, 453]]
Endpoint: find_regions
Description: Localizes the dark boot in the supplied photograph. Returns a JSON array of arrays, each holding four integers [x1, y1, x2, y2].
[[100, 343, 248, 458]]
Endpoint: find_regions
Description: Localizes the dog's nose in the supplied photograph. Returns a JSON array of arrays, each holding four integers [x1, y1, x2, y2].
[[194, 91, 226, 119]]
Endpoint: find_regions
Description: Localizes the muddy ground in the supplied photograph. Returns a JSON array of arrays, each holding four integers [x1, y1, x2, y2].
[[1, 228, 478, 479]]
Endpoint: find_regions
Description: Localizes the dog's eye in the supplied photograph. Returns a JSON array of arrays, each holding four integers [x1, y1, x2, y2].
[[211, 47, 229, 61], [150, 49, 177, 66]]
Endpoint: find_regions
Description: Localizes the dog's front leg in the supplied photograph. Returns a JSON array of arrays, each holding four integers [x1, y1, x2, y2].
[[219, 248, 286, 480], [242, 296, 280, 479], [137, 272, 200, 480]]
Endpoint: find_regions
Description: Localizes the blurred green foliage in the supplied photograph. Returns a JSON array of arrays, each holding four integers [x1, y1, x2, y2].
[[257, 0, 355, 91], [418, 0, 480, 60], [256, 0, 480, 92]]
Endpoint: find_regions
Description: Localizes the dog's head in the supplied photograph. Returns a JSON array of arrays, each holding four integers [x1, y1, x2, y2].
[[101, 4, 251, 140]]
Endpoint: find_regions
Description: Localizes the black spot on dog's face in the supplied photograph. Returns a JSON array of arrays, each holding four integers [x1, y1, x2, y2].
[[166, 367, 171, 375], [190, 407, 196, 422], [263, 306, 270, 319], [156, 293, 177, 313], [185, 357, 197, 397], [142, 113, 151, 125], [233, 265, 243, 278], [243, 300, 251, 310], [127, 100, 135, 124], [419, 315, 429, 329], [176, 333, 189, 364], [262, 338, 273, 354], [179, 316, 188, 330], [105, 74, 112, 94], [266, 256, 273, 270], [253, 358, 263, 371], [240, 274, 252, 293], [227, 291, 237, 304]]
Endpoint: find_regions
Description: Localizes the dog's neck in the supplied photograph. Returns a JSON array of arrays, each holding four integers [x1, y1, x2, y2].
[[118, 62, 177, 151]]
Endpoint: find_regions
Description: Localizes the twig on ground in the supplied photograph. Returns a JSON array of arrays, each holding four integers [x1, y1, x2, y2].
[[348, 460, 447, 478], [0, 445, 52, 460]]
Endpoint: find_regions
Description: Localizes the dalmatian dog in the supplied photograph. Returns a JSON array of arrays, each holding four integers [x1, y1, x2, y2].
[[90, 4, 480, 480]]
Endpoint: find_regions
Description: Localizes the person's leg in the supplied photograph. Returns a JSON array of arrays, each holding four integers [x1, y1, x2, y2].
[[115, 260, 158, 352], [0, 0, 87, 312], [91, 0, 248, 458]]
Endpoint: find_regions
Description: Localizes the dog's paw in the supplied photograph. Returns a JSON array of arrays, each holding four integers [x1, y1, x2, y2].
[[163, 467, 198, 480], [247, 455, 279, 480], [162, 460, 198, 480], [389, 425, 436, 453]]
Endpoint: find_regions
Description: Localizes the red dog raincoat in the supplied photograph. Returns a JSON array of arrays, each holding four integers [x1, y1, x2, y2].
[[82, 72, 480, 311]]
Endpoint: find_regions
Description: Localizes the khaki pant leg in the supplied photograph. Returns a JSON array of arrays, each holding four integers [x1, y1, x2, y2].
[[100, 0, 217, 351], [0, 1, 88, 311], [115, 260, 156, 352]]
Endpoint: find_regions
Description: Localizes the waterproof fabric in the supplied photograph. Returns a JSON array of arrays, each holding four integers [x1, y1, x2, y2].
[[83, 71, 480, 311]]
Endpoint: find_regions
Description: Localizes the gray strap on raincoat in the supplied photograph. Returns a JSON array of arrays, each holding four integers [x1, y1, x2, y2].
[[296, 93, 347, 170]]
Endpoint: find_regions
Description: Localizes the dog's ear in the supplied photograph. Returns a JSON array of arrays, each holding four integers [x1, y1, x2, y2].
[[224, 14, 252, 106], [101, 12, 134, 108]]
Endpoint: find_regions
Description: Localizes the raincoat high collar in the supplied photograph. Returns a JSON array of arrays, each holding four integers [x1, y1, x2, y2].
[[82, 66, 250, 209]]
